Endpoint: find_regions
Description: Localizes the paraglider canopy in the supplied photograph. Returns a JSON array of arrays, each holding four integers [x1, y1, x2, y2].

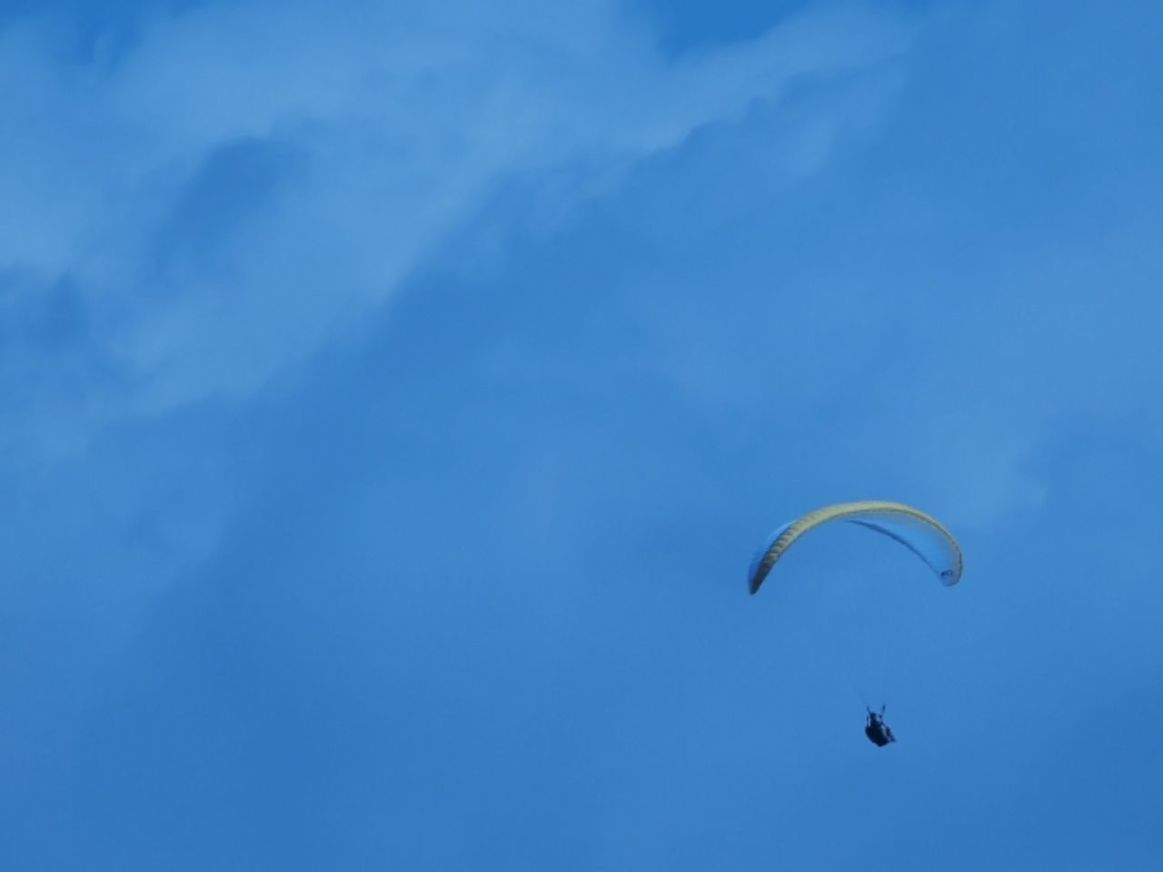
[[747, 500, 963, 595]]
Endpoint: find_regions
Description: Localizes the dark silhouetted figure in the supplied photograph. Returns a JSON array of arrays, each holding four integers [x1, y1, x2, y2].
[[865, 707, 896, 747]]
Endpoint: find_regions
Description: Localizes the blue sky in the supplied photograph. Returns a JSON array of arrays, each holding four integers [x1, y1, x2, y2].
[[2, 1, 1161, 869]]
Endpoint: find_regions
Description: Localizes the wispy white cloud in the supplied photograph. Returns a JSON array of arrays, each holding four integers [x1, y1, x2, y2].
[[0, 0, 911, 455]]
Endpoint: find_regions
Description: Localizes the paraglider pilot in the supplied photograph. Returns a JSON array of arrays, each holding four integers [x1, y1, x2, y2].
[[865, 707, 896, 747]]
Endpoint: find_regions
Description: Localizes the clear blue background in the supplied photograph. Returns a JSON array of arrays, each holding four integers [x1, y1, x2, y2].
[[2, 1, 1161, 869]]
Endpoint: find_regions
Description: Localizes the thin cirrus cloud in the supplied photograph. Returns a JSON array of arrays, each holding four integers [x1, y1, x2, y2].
[[0, 0, 909, 455]]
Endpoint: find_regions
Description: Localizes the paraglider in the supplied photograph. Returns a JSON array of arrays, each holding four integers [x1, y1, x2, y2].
[[747, 500, 963, 746], [865, 706, 895, 747], [747, 500, 963, 596]]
